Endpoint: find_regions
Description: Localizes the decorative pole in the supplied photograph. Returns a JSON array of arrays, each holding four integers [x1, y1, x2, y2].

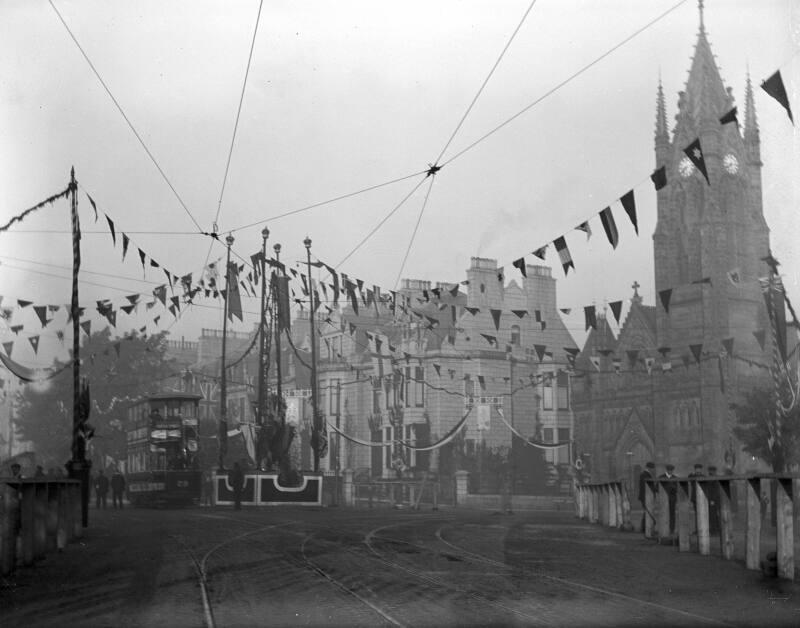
[[273, 242, 283, 414], [218, 233, 234, 471], [256, 227, 270, 427], [304, 236, 320, 473], [67, 166, 90, 527]]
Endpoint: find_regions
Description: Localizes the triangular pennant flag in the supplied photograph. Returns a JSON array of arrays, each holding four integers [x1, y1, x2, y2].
[[465, 307, 480, 316], [168, 304, 177, 317], [17, 300, 32, 308], [433, 363, 441, 376], [511, 310, 527, 319], [2, 341, 12, 356], [659, 288, 672, 313], [56, 330, 64, 343], [480, 333, 497, 347], [719, 106, 738, 127], [626, 349, 639, 366], [33, 305, 48, 327], [684, 138, 710, 184], [619, 190, 638, 235], [490, 309, 501, 331], [559, 308, 571, 315], [105, 215, 116, 246], [164, 268, 174, 288], [584, 305, 596, 331], [349, 322, 356, 336], [138, 248, 147, 271], [650, 166, 667, 191], [150, 259, 160, 269], [122, 234, 130, 261], [599, 207, 619, 249], [477, 375, 486, 391], [589, 356, 600, 371], [609, 300, 622, 324], [85, 192, 98, 221], [690, 343, 703, 364], [657, 346, 671, 357], [553, 237, 574, 275], [121, 304, 135, 314], [106, 311, 117, 327], [170, 296, 180, 311], [153, 285, 167, 306], [449, 285, 459, 297], [576, 221, 592, 240], [532, 245, 548, 260], [597, 349, 613, 357], [534, 344, 546, 362], [753, 329, 766, 350], [512, 257, 527, 278], [721, 337, 734, 355], [80, 320, 91, 336], [761, 70, 794, 124]]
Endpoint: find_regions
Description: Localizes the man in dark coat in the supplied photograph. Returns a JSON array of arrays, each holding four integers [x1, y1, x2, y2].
[[658, 464, 678, 536], [637, 461, 655, 532], [94, 469, 109, 509], [111, 469, 126, 509], [231, 462, 244, 510]]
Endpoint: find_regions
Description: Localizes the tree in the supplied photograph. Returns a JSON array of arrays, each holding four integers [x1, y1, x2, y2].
[[15, 329, 177, 469], [732, 384, 800, 472]]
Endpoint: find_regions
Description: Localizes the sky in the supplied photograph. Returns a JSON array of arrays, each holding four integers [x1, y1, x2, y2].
[[1, 0, 798, 367]]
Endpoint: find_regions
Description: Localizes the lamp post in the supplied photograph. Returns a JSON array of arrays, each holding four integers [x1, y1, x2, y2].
[[218, 233, 234, 472], [304, 236, 320, 473], [256, 227, 269, 429], [273, 242, 283, 413]]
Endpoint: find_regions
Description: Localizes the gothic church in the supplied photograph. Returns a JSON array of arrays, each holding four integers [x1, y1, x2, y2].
[[572, 8, 775, 485]]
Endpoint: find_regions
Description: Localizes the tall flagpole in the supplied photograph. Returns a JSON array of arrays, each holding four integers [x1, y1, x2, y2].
[[218, 233, 234, 471], [257, 227, 270, 428], [67, 167, 90, 527], [304, 236, 320, 473]]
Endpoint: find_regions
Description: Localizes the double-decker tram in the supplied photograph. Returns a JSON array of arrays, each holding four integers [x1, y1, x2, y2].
[[126, 392, 203, 506]]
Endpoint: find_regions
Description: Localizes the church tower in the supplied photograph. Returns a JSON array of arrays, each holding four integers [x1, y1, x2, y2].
[[652, 4, 770, 361]]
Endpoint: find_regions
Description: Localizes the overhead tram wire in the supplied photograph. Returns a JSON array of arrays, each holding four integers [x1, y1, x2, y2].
[[227, 169, 428, 234], [434, 0, 539, 166], [440, 0, 691, 167], [392, 175, 437, 290], [47, 0, 204, 235]]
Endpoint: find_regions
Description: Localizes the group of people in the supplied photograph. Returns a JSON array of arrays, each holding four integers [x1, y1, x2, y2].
[[637, 462, 722, 538], [93, 469, 127, 509]]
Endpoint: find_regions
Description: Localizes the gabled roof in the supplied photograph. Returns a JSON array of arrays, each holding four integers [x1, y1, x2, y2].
[[576, 315, 617, 372]]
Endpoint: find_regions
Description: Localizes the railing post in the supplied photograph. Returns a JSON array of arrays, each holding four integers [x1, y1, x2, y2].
[[342, 469, 354, 506], [776, 477, 794, 580], [644, 480, 655, 539], [677, 480, 691, 552], [590, 486, 599, 523], [34, 481, 47, 560], [608, 484, 618, 528], [46, 482, 59, 552], [745, 477, 761, 570], [696, 480, 711, 556], [719, 479, 734, 560], [1, 483, 19, 576], [620, 482, 634, 531]]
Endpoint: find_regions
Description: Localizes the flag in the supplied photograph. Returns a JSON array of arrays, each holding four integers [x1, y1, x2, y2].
[[727, 268, 741, 286], [690, 343, 703, 364], [659, 288, 672, 313], [105, 215, 116, 245], [620, 190, 638, 235], [534, 344, 546, 362], [33, 305, 48, 327], [433, 363, 441, 376], [476, 404, 490, 431], [480, 333, 497, 347], [576, 221, 592, 239], [609, 300, 622, 324], [512, 257, 527, 278], [553, 237, 574, 275], [684, 139, 710, 184], [651, 166, 667, 191], [532, 245, 548, 260], [511, 309, 527, 319], [490, 309, 501, 331], [761, 70, 794, 124], [122, 234, 130, 261], [599, 207, 619, 248], [80, 320, 91, 336], [138, 248, 147, 272], [719, 106, 738, 127], [274, 274, 291, 330], [584, 305, 596, 330], [2, 342, 12, 356], [226, 261, 243, 321], [85, 193, 98, 221]]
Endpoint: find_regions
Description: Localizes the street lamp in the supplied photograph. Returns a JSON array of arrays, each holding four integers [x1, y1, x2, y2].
[[218, 233, 234, 472], [304, 236, 321, 473], [257, 227, 269, 430]]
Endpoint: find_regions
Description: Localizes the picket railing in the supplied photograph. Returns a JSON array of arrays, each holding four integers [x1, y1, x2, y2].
[[576, 474, 799, 581], [1, 479, 82, 576]]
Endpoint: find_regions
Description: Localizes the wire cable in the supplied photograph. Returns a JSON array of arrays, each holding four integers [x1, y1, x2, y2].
[[47, 0, 204, 234], [392, 174, 436, 290], [441, 0, 690, 167]]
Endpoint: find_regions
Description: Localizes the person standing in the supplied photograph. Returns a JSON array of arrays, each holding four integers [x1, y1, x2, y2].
[[707, 465, 720, 535], [637, 462, 655, 532], [658, 464, 678, 537], [231, 462, 244, 511], [111, 469, 126, 509], [94, 469, 109, 509]]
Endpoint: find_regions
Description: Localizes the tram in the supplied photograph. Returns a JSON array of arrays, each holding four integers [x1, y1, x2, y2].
[[125, 392, 203, 506]]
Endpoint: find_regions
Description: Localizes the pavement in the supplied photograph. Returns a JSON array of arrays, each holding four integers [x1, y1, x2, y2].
[[1, 503, 799, 627]]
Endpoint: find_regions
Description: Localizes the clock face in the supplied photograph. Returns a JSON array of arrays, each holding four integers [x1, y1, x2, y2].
[[679, 156, 694, 178], [723, 153, 739, 174]]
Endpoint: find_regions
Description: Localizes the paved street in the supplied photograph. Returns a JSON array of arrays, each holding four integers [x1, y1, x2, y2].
[[2, 504, 799, 627]]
